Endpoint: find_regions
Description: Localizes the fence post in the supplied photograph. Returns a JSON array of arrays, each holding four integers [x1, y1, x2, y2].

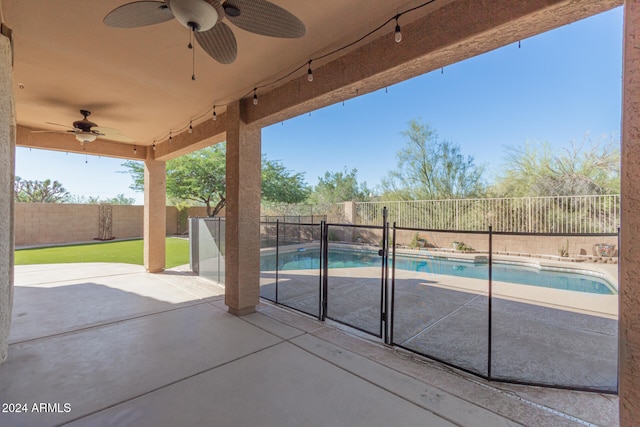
[[321, 221, 329, 321], [382, 207, 391, 344], [488, 225, 493, 379], [344, 200, 357, 224], [389, 223, 397, 345], [275, 219, 279, 303], [317, 221, 324, 321], [527, 197, 532, 233]]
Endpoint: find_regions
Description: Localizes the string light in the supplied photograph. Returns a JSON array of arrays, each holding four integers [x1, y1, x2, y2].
[[155, 0, 438, 146], [133, 145, 137, 154], [152, 141, 156, 151], [307, 60, 313, 82], [169, 132, 173, 143], [394, 16, 402, 43]]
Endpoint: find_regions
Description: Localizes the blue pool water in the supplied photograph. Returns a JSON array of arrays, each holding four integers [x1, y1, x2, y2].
[[260, 249, 616, 295]]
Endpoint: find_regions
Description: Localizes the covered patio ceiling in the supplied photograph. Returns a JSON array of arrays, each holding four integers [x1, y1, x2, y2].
[[2, 0, 621, 161]]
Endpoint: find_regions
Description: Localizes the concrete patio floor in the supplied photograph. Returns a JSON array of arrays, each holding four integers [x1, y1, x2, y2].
[[0, 263, 618, 426], [260, 266, 618, 391]]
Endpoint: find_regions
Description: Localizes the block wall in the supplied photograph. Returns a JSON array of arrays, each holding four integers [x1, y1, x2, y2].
[[14, 203, 219, 246]]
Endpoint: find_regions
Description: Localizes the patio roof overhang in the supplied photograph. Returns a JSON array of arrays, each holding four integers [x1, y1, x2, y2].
[[3, 0, 621, 161]]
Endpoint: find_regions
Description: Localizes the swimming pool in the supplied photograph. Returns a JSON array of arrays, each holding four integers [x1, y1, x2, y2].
[[260, 248, 617, 295]]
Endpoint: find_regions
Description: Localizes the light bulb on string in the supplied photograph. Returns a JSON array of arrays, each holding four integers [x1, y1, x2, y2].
[[253, 88, 258, 106], [152, 141, 156, 151], [191, 28, 196, 80], [169, 132, 173, 143], [134, 145, 137, 155], [189, 122, 193, 133], [307, 61, 313, 82], [394, 16, 402, 43], [212, 105, 217, 121]]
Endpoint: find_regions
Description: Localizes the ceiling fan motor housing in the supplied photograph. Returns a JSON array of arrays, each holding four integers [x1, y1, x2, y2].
[[73, 119, 97, 132], [72, 109, 97, 131]]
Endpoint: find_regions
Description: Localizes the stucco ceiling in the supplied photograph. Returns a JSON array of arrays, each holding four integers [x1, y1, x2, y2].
[[2, 0, 447, 146]]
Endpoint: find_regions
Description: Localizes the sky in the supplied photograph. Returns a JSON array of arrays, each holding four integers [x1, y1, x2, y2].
[[15, 7, 623, 205]]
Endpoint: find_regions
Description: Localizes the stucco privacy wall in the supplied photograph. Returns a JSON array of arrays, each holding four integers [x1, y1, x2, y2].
[[0, 33, 15, 363], [14, 203, 209, 246]]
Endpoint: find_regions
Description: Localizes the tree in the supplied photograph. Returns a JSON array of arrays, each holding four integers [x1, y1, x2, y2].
[[493, 136, 620, 197], [308, 168, 371, 203], [100, 194, 136, 205], [166, 145, 227, 216], [121, 143, 310, 216], [380, 119, 486, 200], [261, 158, 310, 203], [68, 194, 136, 205], [121, 160, 144, 193], [67, 195, 101, 204], [14, 177, 69, 203]]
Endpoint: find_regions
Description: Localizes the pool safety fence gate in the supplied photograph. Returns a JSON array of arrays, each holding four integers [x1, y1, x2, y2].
[[259, 211, 619, 393]]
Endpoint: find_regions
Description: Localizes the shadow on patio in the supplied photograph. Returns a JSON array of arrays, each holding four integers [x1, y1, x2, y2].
[[0, 263, 618, 426]]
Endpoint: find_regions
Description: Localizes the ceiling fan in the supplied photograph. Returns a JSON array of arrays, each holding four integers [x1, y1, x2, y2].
[[34, 110, 133, 144], [103, 0, 306, 66]]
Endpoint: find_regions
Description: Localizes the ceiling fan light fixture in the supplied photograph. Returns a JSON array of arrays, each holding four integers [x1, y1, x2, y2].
[[168, 0, 218, 32], [76, 132, 97, 144]]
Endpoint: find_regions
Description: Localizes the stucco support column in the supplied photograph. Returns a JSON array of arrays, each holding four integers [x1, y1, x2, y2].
[[143, 153, 166, 273], [225, 100, 261, 316], [621, 2, 640, 424], [0, 32, 15, 364]]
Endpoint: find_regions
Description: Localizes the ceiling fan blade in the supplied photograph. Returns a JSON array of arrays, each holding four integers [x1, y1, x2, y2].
[[92, 127, 134, 143], [223, 0, 305, 38], [195, 22, 237, 64], [104, 1, 174, 28], [31, 130, 66, 134], [45, 121, 74, 129]]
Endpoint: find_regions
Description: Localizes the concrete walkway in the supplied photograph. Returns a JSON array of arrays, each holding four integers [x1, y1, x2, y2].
[[0, 263, 618, 426]]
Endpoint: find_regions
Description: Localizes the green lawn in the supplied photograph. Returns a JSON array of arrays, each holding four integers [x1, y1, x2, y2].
[[14, 237, 190, 268]]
